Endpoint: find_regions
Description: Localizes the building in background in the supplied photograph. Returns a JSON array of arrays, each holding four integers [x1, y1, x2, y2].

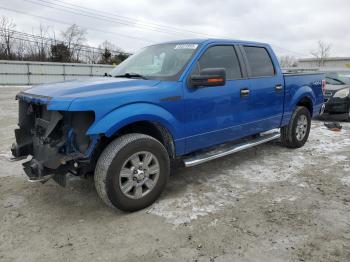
[[298, 57, 350, 69]]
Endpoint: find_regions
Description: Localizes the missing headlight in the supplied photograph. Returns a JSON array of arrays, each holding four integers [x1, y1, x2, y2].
[[70, 111, 95, 153]]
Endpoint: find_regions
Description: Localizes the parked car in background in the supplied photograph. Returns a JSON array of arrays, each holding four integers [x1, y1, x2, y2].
[[323, 70, 350, 121], [11, 39, 325, 211]]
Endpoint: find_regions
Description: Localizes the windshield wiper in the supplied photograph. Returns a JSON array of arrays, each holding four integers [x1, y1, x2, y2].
[[114, 72, 148, 80]]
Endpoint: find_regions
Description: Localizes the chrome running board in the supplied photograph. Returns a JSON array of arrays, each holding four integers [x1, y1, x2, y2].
[[183, 132, 280, 167]]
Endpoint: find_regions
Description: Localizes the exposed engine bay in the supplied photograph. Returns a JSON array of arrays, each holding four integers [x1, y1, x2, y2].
[[11, 93, 96, 186]]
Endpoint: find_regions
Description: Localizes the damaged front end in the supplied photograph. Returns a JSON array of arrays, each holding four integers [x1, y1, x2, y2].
[[11, 92, 97, 186]]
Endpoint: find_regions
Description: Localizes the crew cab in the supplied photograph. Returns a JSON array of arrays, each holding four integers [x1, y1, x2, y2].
[[11, 39, 325, 211]]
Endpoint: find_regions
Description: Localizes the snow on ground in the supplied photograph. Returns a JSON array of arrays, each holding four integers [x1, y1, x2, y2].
[[149, 121, 350, 225], [341, 175, 350, 186]]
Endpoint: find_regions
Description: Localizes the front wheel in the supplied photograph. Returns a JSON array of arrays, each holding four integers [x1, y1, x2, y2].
[[281, 106, 311, 148], [94, 134, 170, 211]]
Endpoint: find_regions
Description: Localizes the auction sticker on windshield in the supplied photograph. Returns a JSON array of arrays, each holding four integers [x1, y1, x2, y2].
[[174, 44, 198, 49]]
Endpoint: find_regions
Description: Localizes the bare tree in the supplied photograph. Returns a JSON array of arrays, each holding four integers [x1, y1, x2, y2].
[[35, 24, 50, 61], [86, 47, 100, 64], [14, 39, 27, 60], [0, 16, 16, 59], [310, 40, 331, 67], [61, 24, 87, 62], [26, 24, 51, 61], [279, 55, 298, 68], [0, 17, 128, 64]]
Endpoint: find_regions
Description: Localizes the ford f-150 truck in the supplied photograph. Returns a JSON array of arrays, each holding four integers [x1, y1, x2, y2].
[[11, 39, 325, 211]]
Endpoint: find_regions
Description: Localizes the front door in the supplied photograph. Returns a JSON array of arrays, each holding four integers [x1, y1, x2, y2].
[[183, 45, 250, 153]]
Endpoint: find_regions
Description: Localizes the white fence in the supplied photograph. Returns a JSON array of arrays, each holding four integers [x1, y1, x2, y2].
[[0, 60, 115, 85]]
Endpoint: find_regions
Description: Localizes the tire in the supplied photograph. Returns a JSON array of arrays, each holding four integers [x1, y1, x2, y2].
[[94, 133, 170, 212], [281, 106, 311, 148]]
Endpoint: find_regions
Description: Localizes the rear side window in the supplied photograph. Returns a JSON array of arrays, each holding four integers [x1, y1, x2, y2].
[[244, 46, 275, 77], [197, 46, 242, 80]]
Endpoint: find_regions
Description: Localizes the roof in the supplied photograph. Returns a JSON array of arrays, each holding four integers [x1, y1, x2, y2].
[[156, 38, 269, 46]]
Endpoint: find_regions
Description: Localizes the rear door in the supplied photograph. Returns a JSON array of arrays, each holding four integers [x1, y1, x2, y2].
[[239, 45, 284, 131]]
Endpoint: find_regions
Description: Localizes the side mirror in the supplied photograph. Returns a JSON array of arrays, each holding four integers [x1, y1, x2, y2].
[[190, 68, 226, 88]]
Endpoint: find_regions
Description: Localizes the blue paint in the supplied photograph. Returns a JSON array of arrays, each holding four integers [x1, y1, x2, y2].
[[19, 39, 325, 157]]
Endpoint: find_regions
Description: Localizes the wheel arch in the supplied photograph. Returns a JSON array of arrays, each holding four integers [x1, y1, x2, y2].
[[296, 96, 313, 116], [290, 85, 316, 116], [115, 120, 176, 159], [87, 103, 180, 159]]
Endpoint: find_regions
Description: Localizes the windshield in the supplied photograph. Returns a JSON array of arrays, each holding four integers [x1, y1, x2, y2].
[[110, 43, 199, 80], [325, 71, 350, 85]]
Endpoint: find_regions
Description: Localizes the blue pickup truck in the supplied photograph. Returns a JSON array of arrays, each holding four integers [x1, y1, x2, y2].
[[11, 39, 325, 211]]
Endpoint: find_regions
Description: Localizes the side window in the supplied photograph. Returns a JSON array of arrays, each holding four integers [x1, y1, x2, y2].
[[197, 46, 242, 80], [244, 46, 275, 77]]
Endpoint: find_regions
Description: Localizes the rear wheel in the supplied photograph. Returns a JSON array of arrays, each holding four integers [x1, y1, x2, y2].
[[94, 133, 170, 211], [281, 106, 311, 148]]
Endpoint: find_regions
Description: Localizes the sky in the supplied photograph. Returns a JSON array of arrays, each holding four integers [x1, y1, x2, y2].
[[1, 0, 350, 58]]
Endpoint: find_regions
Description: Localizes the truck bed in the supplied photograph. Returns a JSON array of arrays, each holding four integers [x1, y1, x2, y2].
[[281, 72, 325, 126]]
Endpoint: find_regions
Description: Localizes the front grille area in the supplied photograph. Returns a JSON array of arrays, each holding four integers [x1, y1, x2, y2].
[[18, 99, 63, 144], [12, 98, 70, 181], [12, 95, 96, 182], [12, 98, 66, 166]]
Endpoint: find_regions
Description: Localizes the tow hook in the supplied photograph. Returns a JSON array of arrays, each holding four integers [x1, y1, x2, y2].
[[23, 159, 52, 184], [28, 175, 53, 183], [9, 155, 27, 162]]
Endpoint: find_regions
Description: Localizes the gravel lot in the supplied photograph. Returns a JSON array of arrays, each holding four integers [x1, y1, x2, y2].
[[1, 86, 350, 262]]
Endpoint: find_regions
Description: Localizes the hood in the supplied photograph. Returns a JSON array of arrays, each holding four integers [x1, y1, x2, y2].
[[21, 77, 161, 100], [18, 77, 161, 111], [325, 84, 350, 91]]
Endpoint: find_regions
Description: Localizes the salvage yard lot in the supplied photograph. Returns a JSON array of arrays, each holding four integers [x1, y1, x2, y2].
[[1, 87, 350, 262]]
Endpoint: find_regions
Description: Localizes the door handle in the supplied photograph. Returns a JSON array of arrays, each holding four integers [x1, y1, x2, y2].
[[240, 88, 250, 96], [275, 85, 283, 91]]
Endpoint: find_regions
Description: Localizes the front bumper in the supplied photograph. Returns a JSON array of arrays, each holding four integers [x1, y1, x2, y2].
[[20, 158, 69, 186], [11, 98, 72, 185], [12, 93, 96, 186], [324, 96, 350, 114]]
